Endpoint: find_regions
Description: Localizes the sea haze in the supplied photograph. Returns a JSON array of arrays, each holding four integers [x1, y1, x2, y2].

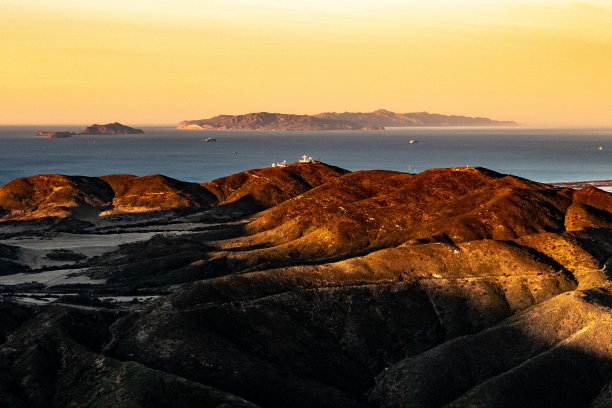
[[1, 126, 611, 187]]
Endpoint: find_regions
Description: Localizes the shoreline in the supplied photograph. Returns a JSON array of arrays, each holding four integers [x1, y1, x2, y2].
[[552, 179, 612, 192]]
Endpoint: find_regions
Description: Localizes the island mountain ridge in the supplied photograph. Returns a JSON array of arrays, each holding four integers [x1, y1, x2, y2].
[[178, 109, 516, 131]]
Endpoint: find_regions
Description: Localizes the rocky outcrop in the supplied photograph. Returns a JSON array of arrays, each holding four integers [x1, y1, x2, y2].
[[179, 110, 515, 131], [34, 131, 74, 138], [79, 122, 144, 135]]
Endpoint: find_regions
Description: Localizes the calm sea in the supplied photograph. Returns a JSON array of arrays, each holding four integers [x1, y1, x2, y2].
[[1, 126, 611, 187]]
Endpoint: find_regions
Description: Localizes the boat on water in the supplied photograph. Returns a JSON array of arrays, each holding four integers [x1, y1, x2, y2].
[[205, 137, 216, 142], [410, 140, 419, 144]]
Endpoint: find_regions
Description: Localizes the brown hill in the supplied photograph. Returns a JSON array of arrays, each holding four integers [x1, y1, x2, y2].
[[572, 184, 612, 213], [315, 109, 517, 127], [80, 122, 144, 134], [4, 165, 612, 407], [0, 174, 114, 220], [91, 166, 581, 286], [564, 186, 612, 231], [239, 167, 571, 259], [100, 174, 217, 215], [178, 112, 382, 131], [0, 174, 213, 220], [202, 162, 349, 210], [0, 163, 348, 221]]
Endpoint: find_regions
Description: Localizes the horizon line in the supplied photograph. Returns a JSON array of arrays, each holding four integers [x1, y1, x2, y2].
[[3, 123, 612, 130]]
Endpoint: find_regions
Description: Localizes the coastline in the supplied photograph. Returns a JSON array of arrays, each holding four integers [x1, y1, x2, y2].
[[552, 179, 612, 192]]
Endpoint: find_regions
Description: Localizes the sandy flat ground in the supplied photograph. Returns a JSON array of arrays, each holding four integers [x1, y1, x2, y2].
[[0, 217, 245, 291], [0, 268, 105, 286], [1, 231, 187, 250], [0, 230, 197, 269]]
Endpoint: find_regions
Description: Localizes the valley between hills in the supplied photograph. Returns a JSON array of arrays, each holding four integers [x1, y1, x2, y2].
[[0, 162, 611, 407]]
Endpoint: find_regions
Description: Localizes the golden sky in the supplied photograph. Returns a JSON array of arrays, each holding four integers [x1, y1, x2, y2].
[[1, 0, 611, 126]]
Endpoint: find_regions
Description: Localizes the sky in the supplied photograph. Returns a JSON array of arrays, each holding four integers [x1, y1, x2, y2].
[[1, 0, 611, 126]]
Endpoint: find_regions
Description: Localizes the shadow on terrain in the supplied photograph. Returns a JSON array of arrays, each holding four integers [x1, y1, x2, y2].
[[0, 283, 611, 408]]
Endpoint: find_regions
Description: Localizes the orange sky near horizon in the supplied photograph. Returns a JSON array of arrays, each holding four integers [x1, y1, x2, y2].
[[1, 0, 611, 126]]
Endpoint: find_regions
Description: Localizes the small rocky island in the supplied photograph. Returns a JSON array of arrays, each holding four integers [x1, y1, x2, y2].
[[34, 131, 75, 138], [79, 122, 144, 135]]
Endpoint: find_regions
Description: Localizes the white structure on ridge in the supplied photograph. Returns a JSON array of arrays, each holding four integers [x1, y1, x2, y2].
[[300, 154, 314, 163]]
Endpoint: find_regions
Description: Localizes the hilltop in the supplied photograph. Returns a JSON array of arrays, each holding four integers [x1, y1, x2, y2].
[[0, 162, 346, 221], [178, 109, 515, 131]]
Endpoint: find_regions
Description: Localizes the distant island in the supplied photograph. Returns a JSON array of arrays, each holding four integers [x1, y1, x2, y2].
[[178, 112, 383, 131], [79, 122, 144, 135], [178, 109, 516, 131], [34, 123, 144, 139], [34, 131, 75, 138]]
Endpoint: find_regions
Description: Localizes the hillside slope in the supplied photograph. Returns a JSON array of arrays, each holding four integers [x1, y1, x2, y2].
[[2, 165, 612, 407]]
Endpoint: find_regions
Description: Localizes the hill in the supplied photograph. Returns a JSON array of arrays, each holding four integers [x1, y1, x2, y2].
[[201, 162, 349, 210], [1, 164, 612, 408], [0, 162, 347, 221]]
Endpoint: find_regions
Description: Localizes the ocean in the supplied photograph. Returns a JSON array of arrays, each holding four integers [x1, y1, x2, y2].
[[1, 126, 611, 187]]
